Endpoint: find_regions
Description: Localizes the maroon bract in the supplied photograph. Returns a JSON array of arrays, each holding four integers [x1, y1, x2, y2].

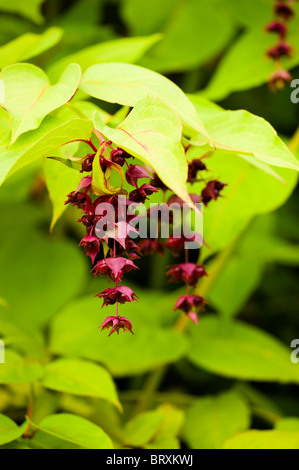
[[110, 147, 132, 167], [65, 191, 91, 209], [126, 164, 153, 187], [92, 257, 138, 282], [174, 295, 206, 313], [81, 153, 95, 172], [275, 2, 294, 21], [267, 41, 292, 59], [269, 68, 292, 90], [167, 263, 207, 286], [129, 184, 158, 203], [151, 173, 168, 191], [96, 285, 138, 307], [166, 234, 200, 253], [138, 239, 164, 256], [201, 180, 226, 205], [265, 21, 287, 38], [100, 316, 134, 336], [79, 236, 100, 264], [188, 159, 207, 182]]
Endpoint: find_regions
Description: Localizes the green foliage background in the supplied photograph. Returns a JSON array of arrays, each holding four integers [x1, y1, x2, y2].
[[0, 0, 299, 450]]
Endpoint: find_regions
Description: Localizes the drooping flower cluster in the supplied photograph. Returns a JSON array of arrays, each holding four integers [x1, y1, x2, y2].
[[136, 156, 227, 325], [65, 144, 158, 337], [265, 0, 297, 90], [65, 136, 227, 336]]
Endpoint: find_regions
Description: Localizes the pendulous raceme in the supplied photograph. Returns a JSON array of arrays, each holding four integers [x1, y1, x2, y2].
[[65, 139, 226, 337]]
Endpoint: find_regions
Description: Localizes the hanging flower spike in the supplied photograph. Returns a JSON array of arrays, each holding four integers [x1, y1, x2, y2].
[[174, 295, 206, 313], [167, 263, 207, 286], [126, 164, 153, 187], [96, 285, 138, 307], [100, 316, 134, 336], [92, 257, 138, 282], [79, 236, 100, 264], [201, 180, 227, 205]]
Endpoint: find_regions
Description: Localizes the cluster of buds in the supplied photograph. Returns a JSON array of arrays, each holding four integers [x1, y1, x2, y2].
[[65, 137, 227, 336], [265, 1, 297, 90]]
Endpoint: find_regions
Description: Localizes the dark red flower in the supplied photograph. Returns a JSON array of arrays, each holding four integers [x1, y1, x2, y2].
[[151, 173, 168, 191], [167, 193, 201, 207], [268, 68, 292, 90], [129, 184, 158, 203], [267, 41, 292, 60], [100, 315, 134, 336], [138, 239, 164, 256], [265, 21, 287, 38], [188, 159, 207, 182], [96, 285, 138, 307], [167, 263, 207, 286], [174, 295, 206, 313], [110, 148, 133, 166], [275, 2, 294, 21], [92, 257, 138, 281], [201, 180, 226, 205], [126, 164, 153, 187], [81, 153, 95, 172], [65, 191, 91, 209], [79, 236, 100, 264], [166, 234, 201, 253]]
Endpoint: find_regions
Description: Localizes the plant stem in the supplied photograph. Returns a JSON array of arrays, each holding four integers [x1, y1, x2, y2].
[[23, 385, 34, 439]]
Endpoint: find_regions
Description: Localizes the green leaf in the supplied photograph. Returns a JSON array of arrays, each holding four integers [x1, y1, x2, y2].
[[203, 110, 299, 171], [44, 153, 82, 230], [0, 350, 44, 384], [0, 0, 45, 24], [183, 390, 250, 449], [203, 18, 299, 100], [139, 0, 234, 73], [80, 62, 211, 140], [0, 232, 87, 329], [94, 96, 191, 204], [0, 415, 27, 446], [0, 63, 81, 143], [206, 252, 263, 319], [124, 404, 184, 448], [223, 430, 299, 449], [41, 358, 120, 409], [186, 148, 297, 254], [188, 316, 299, 383], [50, 295, 188, 377], [47, 34, 162, 81], [275, 418, 299, 432], [30, 414, 113, 449], [0, 117, 94, 185], [0, 28, 63, 69]]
